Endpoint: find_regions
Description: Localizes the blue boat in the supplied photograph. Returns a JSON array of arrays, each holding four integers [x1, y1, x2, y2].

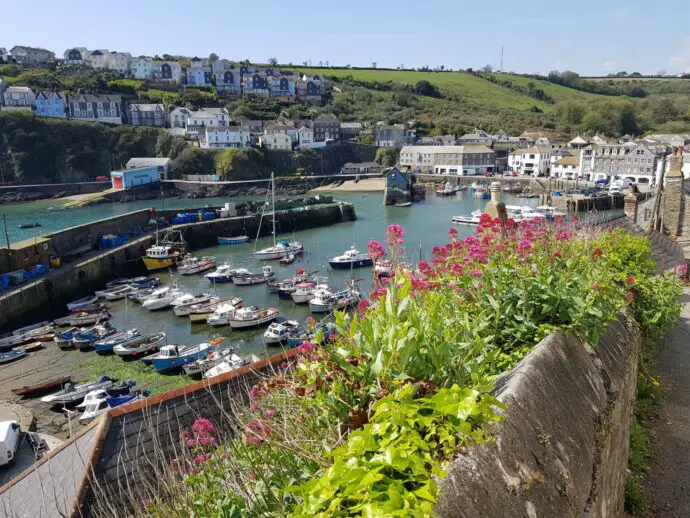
[[106, 389, 151, 408], [73, 323, 116, 351], [94, 328, 141, 354], [328, 247, 373, 270], [149, 343, 215, 373], [217, 235, 249, 245], [131, 278, 160, 290], [0, 349, 27, 364], [205, 264, 236, 283], [54, 327, 78, 350]]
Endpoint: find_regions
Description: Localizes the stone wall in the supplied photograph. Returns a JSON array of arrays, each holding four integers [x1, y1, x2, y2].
[[435, 316, 640, 518], [662, 154, 685, 239], [0, 181, 109, 197]]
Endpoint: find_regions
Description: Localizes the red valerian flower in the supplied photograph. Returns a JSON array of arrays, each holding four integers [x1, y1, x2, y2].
[[592, 247, 603, 257], [592, 283, 601, 291], [553, 251, 562, 258], [626, 291, 634, 302], [296, 342, 316, 354], [470, 269, 483, 278], [357, 299, 371, 313], [448, 227, 459, 239], [626, 275, 636, 285]]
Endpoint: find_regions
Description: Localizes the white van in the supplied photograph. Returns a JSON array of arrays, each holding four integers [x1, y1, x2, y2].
[[0, 420, 21, 467], [609, 178, 632, 195]]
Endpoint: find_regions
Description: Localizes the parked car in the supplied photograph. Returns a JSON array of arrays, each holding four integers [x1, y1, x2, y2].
[[0, 420, 21, 467]]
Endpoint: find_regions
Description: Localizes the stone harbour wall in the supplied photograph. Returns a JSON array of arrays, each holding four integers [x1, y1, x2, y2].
[[435, 316, 640, 518]]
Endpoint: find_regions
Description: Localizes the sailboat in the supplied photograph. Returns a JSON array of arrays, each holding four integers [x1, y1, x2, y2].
[[143, 229, 187, 272], [253, 173, 304, 260]]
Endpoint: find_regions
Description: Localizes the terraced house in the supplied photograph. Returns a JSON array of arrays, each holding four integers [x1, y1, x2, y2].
[[35, 91, 67, 118], [212, 61, 241, 93], [579, 142, 669, 184], [68, 94, 123, 124], [9, 45, 54, 64], [399, 145, 496, 175], [1, 86, 35, 111], [129, 104, 165, 127]]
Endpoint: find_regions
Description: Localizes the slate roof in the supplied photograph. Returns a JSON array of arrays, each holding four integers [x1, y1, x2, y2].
[[130, 103, 164, 112], [126, 157, 172, 169], [554, 156, 580, 166]]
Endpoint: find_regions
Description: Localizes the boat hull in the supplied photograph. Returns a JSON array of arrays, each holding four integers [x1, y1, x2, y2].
[[151, 348, 213, 373], [142, 257, 176, 272], [206, 275, 233, 283], [328, 258, 373, 269], [217, 236, 249, 245]]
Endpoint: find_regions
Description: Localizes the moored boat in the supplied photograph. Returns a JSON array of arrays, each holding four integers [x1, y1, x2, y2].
[[54, 327, 78, 349], [69, 302, 108, 314], [172, 293, 215, 317], [94, 328, 141, 354], [11, 376, 72, 397], [142, 230, 186, 272], [41, 376, 115, 405], [149, 343, 216, 373], [204, 354, 260, 379], [263, 320, 301, 345], [309, 284, 360, 313], [0, 349, 27, 364], [73, 323, 116, 350], [189, 297, 243, 324], [328, 247, 373, 270], [67, 295, 99, 312], [182, 344, 239, 377], [142, 286, 183, 311], [178, 255, 217, 275], [232, 266, 274, 286], [217, 235, 249, 245], [54, 310, 110, 327], [205, 264, 237, 283], [113, 332, 167, 358], [451, 210, 482, 226], [104, 285, 135, 301], [254, 239, 304, 261], [227, 306, 279, 329]]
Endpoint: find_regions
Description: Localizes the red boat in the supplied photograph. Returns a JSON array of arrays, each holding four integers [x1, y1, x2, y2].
[[11, 376, 72, 397]]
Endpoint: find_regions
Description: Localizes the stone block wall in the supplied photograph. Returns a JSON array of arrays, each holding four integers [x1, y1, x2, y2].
[[435, 317, 640, 518]]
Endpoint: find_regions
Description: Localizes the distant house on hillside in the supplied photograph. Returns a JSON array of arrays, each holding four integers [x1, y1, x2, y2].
[[375, 125, 415, 147], [129, 103, 165, 127], [35, 91, 67, 118], [313, 114, 340, 142], [10, 46, 55, 64], [340, 122, 363, 140], [131, 57, 154, 79], [185, 57, 212, 86], [85, 49, 110, 70], [107, 52, 132, 74], [185, 108, 230, 139], [2, 86, 36, 111], [243, 73, 270, 96], [200, 126, 250, 149], [154, 61, 182, 83], [63, 47, 88, 65], [168, 106, 191, 134], [68, 94, 123, 124], [259, 133, 292, 150], [212, 61, 241, 93]]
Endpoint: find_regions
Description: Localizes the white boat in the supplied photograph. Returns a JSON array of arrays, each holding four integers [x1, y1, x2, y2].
[[228, 306, 279, 329], [204, 354, 260, 379], [374, 260, 393, 278], [142, 286, 183, 311], [77, 389, 109, 421], [217, 235, 249, 245], [232, 266, 274, 286], [309, 285, 360, 313], [104, 285, 135, 301], [291, 283, 329, 304], [189, 297, 243, 323], [205, 264, 237, 283], [128, 287, 156, 303], [451, 210, 482, 225], [535, 205, 567, 220], [263, 320, 301, 345], [253, 173, 304, 260], [505, 205, 547, 222], [178, 255, 217, 275], [113, 332, 167, 358], [206, 302, 244, 327], [67, 295, 99, 312], [328, 247, 373, 270], [41, 376, 114, 404], [173, 294, 216, 317], [182, 347, 239, 377]]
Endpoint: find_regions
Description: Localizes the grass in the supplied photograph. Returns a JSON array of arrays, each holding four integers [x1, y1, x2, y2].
[[75, 353, 193, 394]]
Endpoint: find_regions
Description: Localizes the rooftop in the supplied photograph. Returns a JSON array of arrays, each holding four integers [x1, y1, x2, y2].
[[554, 156, 580, 166], [401, 145, 495, 154], [126, 157, 172, 169]]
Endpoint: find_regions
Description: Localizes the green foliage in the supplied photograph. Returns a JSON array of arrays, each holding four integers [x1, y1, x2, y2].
[[170, 147, 217, 178], [155, 132, 186, 160], [375, 147, 398, 167], [625, 476, 646, 515]]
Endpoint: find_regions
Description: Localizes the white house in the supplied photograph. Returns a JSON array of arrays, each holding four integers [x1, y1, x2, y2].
[[154, 61, 182, 83], [200, 126, 250, 149], [297, 126, 314, 149], [168, 107, 191, 133], [85, 49, 110, 69], [185, 108, 229, 139], [107, 52, 132, 73], [2, 86, 35, 111], [9, 46, 54, 64], [131, 57, 154, 79], [259, 133, 292, 151], [399, 145, 495, 175], [264, 123, 298, 143], [63, 47, 89, 65], [508, 146, 552, 176], [578, 143, 667, 184], [551, 157, 581, 179]]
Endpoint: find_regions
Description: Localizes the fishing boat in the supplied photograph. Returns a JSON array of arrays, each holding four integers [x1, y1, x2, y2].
[[94, 328, 140, 354], [54, 327, 78, 349], [189, 297, 243, 324], [73, 323, 116, 350], [182, 344, 239, 377], [395, 201, 412, 207], [253, 173, 304, 260], [20, 341, 43, 352], [263, 320, 301, 345], [309, 284, 360, 313], [436, 182, 457, 196], [41, 376, 115, 405], [328, 247, 373, 269], [178, 255, 217, 275], [291, 283, 329, 304], [451, 210, 482, 226], [104, 285, 136, 301], [113, 332, 167, 358], [205, 264, 237, 283], [54, 310, 110, 327], [78, 382, 138, 421], [69, 302, 108, 314], [206, 302, 245, 327], [0, 333, 28, 349], [228, 306, 279, 329], [67, 295, 99, 312], [172, 293, 215, 317], [142, 286, 183, 311], [279, 253, 296, 265], [0, 349, 27, 365], [11, 376, 72, 397], [204, 354, 260, 379], [128, 287, 156, 303], [142, 229, 186, 272], [149, 343, 216, 373], [232, 266, 274, 286], [505, 205, 547, 222], [217, 235, 249, 245]]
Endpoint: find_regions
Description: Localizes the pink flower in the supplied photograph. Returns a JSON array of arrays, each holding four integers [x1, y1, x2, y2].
[[531, 266, 539, 275], [592, 247, 602, 257], [470, 269, 483, 278], [248, 472, 256, 481], [263, 409, 276, 419], [626, 291, 634, 302], [592, 283, 601, 291], [448, 227, 459, 239], [297, 342, 316, 355], [451, 263, 463, 274], [192, 418, 216, 436], [386, 224, 405, 240], [186, 438, 196, 448], [357, 299, 371, 313], [495, 244, 505, 252], [367, 240, 386, 261], [552, 251, 562, 258], [517, 240, 533, 254], [626, 276, 636, 285], [182, 431, 190, 438]]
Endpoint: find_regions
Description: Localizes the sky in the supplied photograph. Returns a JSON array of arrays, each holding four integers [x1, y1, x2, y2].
[[2, 0, 690, 76]]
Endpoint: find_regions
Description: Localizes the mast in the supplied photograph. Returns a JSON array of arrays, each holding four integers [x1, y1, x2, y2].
[[271, 172, 276, 246]]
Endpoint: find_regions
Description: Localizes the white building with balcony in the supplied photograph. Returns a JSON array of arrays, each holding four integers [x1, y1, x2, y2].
[[200, 126, 250, 149], [508, 146, 552, 176]]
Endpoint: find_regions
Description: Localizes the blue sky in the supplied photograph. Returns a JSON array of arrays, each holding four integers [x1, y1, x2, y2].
[[3, 0, 690, 75]]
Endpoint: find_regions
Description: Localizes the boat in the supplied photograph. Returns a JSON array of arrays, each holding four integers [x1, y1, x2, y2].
[[73, 323, 116, 350], [374, 260, 393, 278], [20, 341, 43, 352], [113, 332, 167, 358], [217, 235, 249, 245], [206, 302, 245, 327], [395, 201, 412, 207], [19, 222, 41, 229], [517, 192, 539, 199], [77, 382, 137, 421], [253, 173, 304, 260], [0, 333, 28, 349], [204, 354, 260, 379], [149, 343, 216, 373], [309, 284, 360, 313], [535, 205, 567, 220], [182, 345, 240, 377], [106, 390, 149, 409], [451, 210, 482, 226], [104, 285, 135, 301], [69, 302, 108, 314], [172, 293, 215, 317], [41, 376, 115, 405], [142, 229, 187, 272], [232, 266, 274, 286], [95, 285, 129, 299], [141, 286, 183, 311], [67, 295, 99, 312], [12, 321, 52, 337], [105, 276, 151, 290], [263, 320, 301, 345], [54, 310, 110, 327], [11, 376, 72, 397], [279, 253, 296, 265], [178, 255, 217, 275], [505, 205, 546, 222], [205, 264, 237, 283], [54, 327, 78, 349], [189, 297, 243, 324], [291, 283, 329, 304], [0, 349, 27, 364], [436, 182, 457, 196], [328, 247, 373, 270], [94, 328, 141, 354], [128, 287, 157, 303], [228, 306, 279, 329]]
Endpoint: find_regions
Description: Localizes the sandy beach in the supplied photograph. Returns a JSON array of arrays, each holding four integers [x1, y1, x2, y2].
[[311, 177, 385, 193]]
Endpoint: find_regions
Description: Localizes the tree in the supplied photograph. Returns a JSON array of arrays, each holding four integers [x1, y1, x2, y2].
[[357, 133, 374, 145], [155, 132, 186, 160], [170, 148, 215, 178], [413, 80, 440, 98], [581, 111, 604, 134], [268, 57, 278, 66], [481, 64, 493, 73], [375, 147, 399, 167], [208, 53, 219, 64], [651, 98, 678, 123], [371, 62, 377, 69]]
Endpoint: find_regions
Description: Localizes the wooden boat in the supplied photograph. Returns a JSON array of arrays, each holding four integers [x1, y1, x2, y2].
[[0, 334, 28, 349], [171, 293, 214, 316], [0, 349, 27, 364], [188, 297, 243, 324], [67, 295, 99, 312], [113, 332, 167, 358], [104, 285, 135, 301], [217, 235, 249, 245], [12, 321, 52, 336], [54, 310, 110, 327], [94, 328, 141, 354], [204, 354, 260, 379], [227, 306, 279, 329], [184, 349, 242, 377], [20, 341, 43, 352], [11, 376, 72, 397]]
